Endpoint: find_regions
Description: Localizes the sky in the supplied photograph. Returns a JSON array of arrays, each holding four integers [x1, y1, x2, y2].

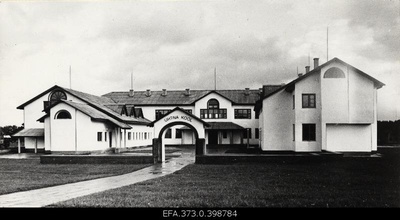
[[0, 0, 399, 126]]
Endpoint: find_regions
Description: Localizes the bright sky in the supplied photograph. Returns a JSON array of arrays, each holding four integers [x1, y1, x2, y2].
[[0, 0, 399, 126]]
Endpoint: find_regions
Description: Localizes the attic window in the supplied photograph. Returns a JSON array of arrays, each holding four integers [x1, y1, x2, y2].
[[55, 110, 71, 119], [49, 90, 67, 104], [324, 67, 345, 78]]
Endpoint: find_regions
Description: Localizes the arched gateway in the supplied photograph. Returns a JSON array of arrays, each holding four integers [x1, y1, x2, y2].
[[148, 107, 209, 163]]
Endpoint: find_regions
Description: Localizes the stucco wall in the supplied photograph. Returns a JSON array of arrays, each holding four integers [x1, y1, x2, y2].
[[50, 104, 77, 152], [261, 90, 293, 151], [320, 61, 377, 151], [294, 72, 321, 152]]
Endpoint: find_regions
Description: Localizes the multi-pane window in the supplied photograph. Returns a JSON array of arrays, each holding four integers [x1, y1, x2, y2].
[[302, 94, 316, 108], [234, 109, 251, 119], [97, 132, 102, 142], [155, 110, 171, 120], [165, 128, 172, 139], [155, 109, 192, 120], [255, 128, 259, 139], [302, 124, 316, 141], [175, 129, 182, 139], [200, 99, 227, 119], [105, 132, 107, 141]]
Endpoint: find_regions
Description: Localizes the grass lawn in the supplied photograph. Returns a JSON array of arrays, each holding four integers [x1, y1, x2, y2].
[[0, 158, 150, 195], [53, 153, 400, 208]]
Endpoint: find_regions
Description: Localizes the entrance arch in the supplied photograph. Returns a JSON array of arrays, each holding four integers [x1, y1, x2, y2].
[[148, 107, 209, 163]]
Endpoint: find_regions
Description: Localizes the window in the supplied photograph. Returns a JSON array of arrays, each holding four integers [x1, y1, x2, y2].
[[144, 132, 147, 140], [208, 99, 219, 109], [243, 128, 252, 139], [49, 90, 67, 105], [222, 131, 227, 139], [293, 95, 295, 109], [302, 124, 316, 141], [324, 67, 345, 78], [55, 110, 71, 119], [155, 110, 171, 120], [234, 109, 251, 119], [302, 94, 316, 108], [175, 129, 182, 139], [105, 132, 107, 142], [155, 109, 192, 120], [255, 128, 259, 139], [200, 99, 227, 119], [293, 124, 295, 141], [128, 132, 131, 140], [165, 128, 172, 139], [97, 132, 102, 142]]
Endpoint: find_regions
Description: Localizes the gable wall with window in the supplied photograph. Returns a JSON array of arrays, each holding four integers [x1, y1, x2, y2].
[[23, 90, 85, 129], [294, 71, 321, 152]]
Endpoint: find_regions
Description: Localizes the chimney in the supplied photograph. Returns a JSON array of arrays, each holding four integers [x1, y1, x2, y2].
[[305, 66, 310, 73], [129, 89, 134, 97], [244, 88, 250, 96], [162, 89, 167, 96], [146, 89, 151, 97], [258, 88, 263, 94], [313, 58, 319, 69], [298, 73, 303, 77], [185, 88, 190, 96]]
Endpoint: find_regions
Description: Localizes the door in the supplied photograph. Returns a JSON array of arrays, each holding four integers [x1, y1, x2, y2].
[[208, 130, 218, 145]]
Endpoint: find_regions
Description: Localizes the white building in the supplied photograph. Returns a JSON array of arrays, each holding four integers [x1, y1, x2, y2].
[[255, 57, 385, 152], [13, 57, 384, 154]]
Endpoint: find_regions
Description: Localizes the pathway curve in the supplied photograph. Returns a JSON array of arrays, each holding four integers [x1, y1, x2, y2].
[[0, 152, 194, 207]]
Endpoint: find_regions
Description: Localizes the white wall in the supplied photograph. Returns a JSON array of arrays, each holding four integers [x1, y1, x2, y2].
[[294, 72, 321, 152], [124, 124, 154, 148], [326, 124, 372, 152], [261, 90, 294, 151], [50, 104, 77, 152], [24, 137, 44, 150], [320, 61, 377, 151]]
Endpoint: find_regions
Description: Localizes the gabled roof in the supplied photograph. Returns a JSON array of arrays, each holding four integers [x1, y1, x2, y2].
[[261, 57, 385, 101], [17, 85, 115, 110], [148, 107, 210, 127], [102, 89, 261, 106]]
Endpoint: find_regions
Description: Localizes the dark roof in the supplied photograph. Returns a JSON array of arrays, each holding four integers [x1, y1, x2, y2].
[[17, 85, 116, 110], [205, 122, 245, 130], [13, 128, 44, 137], [102, 89, 262, 106], [148, 107, 210, 127]]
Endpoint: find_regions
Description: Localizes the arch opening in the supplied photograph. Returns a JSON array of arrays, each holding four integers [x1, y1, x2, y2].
[[324, 67, 345, 78], [55, 110, 71, 119]]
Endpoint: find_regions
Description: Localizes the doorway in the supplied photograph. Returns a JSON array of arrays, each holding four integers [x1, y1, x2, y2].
[[208, 130, 218, 145]]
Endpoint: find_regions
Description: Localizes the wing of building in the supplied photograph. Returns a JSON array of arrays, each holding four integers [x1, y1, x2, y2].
[[13, 57, 384, 154]]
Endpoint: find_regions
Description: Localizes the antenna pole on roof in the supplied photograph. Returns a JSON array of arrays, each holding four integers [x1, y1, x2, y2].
[[214, 67, 217, 90], [69, 65, 72, 89], [327, 26, 329, 62]]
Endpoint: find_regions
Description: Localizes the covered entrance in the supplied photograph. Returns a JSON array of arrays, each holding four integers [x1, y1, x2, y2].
[[148, 107, 209, 163]]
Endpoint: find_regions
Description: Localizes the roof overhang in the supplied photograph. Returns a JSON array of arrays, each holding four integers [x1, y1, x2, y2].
[[12, 128, 44, 137]]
